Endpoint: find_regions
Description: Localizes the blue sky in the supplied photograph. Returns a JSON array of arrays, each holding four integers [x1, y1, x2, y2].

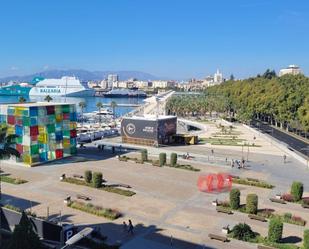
[[1, 0, 308, 79]]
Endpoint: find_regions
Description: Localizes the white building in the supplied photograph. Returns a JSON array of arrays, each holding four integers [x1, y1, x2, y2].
[[100, 79, 108, 89], [107, 74, 119, 88], [152, 80, 176, 89], [214, 69, 223, 84], [279, 65, 302, 77]]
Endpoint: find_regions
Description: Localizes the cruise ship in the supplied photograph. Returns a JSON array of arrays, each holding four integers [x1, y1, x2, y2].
[[0, 82, 33, 96], [103, 88, 147, 98], [29, 76, 94, 97]]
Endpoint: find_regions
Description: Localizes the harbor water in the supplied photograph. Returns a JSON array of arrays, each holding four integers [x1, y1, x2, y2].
[[0, 95, 144, 117]]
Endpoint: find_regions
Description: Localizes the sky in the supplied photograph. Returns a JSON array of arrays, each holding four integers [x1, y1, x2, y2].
[[1, 0, 309, 79]]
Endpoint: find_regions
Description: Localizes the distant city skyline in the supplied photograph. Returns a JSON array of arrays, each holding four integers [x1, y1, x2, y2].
[[1, 0, 308, 79]]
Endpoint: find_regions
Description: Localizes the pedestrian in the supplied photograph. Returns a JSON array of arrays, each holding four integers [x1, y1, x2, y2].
[[231, 159, 234, 168], [128, 220, 134, 235], [283, 154, 287, 163], [123, 221, 127, 233], [225, 157, 228, 163], [211, 149, 214, 155]]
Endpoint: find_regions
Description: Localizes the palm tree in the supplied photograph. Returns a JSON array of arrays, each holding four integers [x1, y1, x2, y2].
[[96, 102, 103, 126], [110, 101, 117, 119], [78, 102, 87, 127], [0, 125, 20, 246], [18, 97, 26, 103], [44, 95, 53, 102]]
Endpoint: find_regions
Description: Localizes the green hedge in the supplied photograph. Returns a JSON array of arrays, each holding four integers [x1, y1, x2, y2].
[[92, 172, 103, 188], [84, 170, 92, 183], [232, 177, 274, 189], [0, 175, 28, 185], [67, 201, 121, 220], [246, 194, 258, 214], [268, 217, 283, 243], [170, 153, 177, 166], [141, 149, 148, 162], [290, 181, 303, 202], [61, 177, 136, 197], [230, 189, 240, 209], [304, 229, 309, 249], [159, 153, 166, 166]]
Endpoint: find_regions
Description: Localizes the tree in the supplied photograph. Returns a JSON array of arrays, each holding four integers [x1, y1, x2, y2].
[[304, 229, 309, 249], [0, 125, 20, 247], [246, 194, 258, 214], [159, 153, 166, 166], [18, 97, 26, 103], [44, 95, 53, 102], [96, 102, 103, 126], [229, 74, 235, 81], [78, 101, 87, 127], [84, 170, 92, 184], [231, 223, 255, 241], [263, 69, 277, 79], [110, 101, 117, 119], [6, 211, 42, 249], [92, 172, 103, 188], [170, 153, 177, 166], [268, 217, 283, 243], [290, 181, 303, 201], [230, 188, 240, 209]]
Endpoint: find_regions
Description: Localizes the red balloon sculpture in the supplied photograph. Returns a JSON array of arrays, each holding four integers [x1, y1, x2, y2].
[[197, 173, 232, 192]]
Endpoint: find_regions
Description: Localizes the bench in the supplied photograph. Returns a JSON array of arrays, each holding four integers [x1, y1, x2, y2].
[[77, 194, 91, 201], [117, 183, 131, 189], [208, 233, 228, 242], [248, 214, 267, 222], [269, 198, 286, 204], [73, 174, 84, 179], [216, 207, 233, 215], [257, 245, 276, 249]]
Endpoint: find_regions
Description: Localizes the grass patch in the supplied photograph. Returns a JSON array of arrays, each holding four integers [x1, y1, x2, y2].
[[61, 177, 136, 197], [67, 201, 121, 220], [4, 204, 22, 212], [0, 175, 28, 185], [231, 176, 274, 189], [166, 163, 200, 172]]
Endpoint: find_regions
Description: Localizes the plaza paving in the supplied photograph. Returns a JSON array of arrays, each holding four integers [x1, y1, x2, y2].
[[1, 121, 309, 249]]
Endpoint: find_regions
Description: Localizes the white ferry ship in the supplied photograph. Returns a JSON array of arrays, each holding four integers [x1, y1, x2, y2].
[[29, 76, 94, 97]]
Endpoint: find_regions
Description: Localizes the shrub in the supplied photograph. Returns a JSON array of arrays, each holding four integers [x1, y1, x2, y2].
[[230, 189, 240, 209], [283, 213, 292, 220], [141, 149, 148, 162], [159, 153, 166, 166], [282, 193, 294, 202], [170, 153, 177, 166], [304, 229, 309, 249], [84, 170, 92, 183], [231, 223, 256, 241], [246, 194, 258, 214], [268, 217, 283, 243], [291, 181, 303, 201], [67, 201, 121, 220], [92, 172, 103, 188]]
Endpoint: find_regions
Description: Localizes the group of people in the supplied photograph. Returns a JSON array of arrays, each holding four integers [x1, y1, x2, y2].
[[231, 158, 246, 169], [123, 219, 134, 235]]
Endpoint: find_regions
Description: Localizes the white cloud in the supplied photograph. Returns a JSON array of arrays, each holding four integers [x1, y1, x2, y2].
[[43, 65, 49, 70]]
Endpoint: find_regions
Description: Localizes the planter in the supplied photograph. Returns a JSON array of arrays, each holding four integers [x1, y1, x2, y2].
[[222, 228, 229, 234]]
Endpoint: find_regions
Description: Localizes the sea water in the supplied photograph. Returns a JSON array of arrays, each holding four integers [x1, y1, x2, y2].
[[0, 95, 145, 117]]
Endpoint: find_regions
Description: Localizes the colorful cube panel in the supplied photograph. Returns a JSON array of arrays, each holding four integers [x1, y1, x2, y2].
[[1, 102, 77, 166]]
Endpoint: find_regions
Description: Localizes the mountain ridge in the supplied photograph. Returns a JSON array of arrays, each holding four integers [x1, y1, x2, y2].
[[0, 69, 160, 82]]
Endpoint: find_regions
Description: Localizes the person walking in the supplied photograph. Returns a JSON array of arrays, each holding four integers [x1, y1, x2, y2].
[[128, 220, 134, 235], [283, 154, 287, 163]]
